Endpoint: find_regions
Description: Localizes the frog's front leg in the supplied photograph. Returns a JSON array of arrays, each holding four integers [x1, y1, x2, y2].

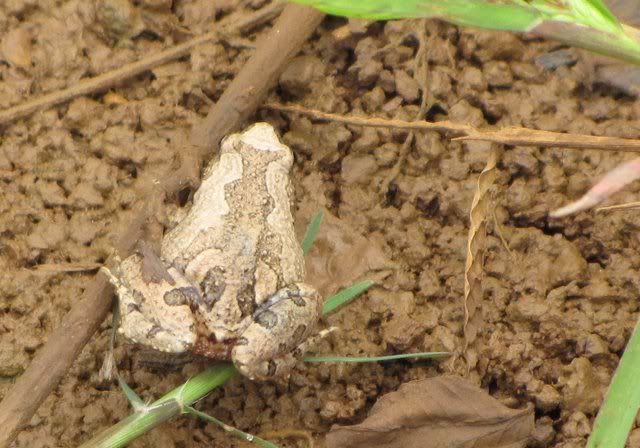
[[102, 252, 200, 354], [232, 283, 323, 380]]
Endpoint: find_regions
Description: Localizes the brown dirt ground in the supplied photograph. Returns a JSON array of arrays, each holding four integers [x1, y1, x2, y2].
[[2, 1, 640, 447]]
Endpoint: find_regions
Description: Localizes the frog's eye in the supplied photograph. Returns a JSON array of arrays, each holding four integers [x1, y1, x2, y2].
[[163, 287, 200, 306]]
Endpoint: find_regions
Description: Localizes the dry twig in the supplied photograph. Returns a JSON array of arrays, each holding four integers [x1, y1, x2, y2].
[[597, 201, 640, 211], [264, 103, 640, 152], [0, 5, 324, 446], [31, 263, 102, 273], [190, 8, 324, 149]]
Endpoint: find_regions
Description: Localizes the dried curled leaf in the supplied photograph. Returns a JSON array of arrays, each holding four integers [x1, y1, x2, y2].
[[326, 375, 533, 448], [463, 146, 501, 369]]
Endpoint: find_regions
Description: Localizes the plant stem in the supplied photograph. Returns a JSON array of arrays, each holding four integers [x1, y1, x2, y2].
[[79, 364, 237, 448]]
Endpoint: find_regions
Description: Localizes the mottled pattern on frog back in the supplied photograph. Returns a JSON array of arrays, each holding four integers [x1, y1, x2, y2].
[[103, 123, 324, 380], [160, 124, 305, 341]]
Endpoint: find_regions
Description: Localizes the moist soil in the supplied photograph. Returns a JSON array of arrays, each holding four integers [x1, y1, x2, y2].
[[2, 1, 640, 447]]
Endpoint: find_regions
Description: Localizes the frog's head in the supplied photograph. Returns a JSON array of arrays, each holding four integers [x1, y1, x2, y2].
[[222, 122, 293, 171]]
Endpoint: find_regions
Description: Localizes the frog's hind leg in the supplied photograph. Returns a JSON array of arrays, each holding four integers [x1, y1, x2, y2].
[[232, 283, 324, 380], [239, 327, 335, 381], [102, 253, 200, 354]]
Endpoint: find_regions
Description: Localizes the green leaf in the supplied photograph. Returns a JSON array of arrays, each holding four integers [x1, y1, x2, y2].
[[301, 209, 324, 255], [587, 315, 640, 448], [568, 0, 622, 33], [322, 279, 374, 315], [117, 376, 146, 413], [289, 0, 543, 31], [81, 365, 236, 448], [305, 351, 450, 363]]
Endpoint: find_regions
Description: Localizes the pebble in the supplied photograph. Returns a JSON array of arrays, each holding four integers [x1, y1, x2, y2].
[[561, 357, 601, 414], [503, 147, 540, 176], [26, 217, 66, 250], [394, 70, 420, 102], [460, 65, 486, 91], [373, 142, 399, 167], [581, 333, 608, 358], [530, 417, 555, 447], [35, 180, 67, 207], [535, 384, 561, 412], [378, 69, 395, 93], [483, 60, 513, 87], [428, 67, 452, 99], [535, 49, 578, 71], [341, 154, 378, 185], [361, 86, 386, 112], [351, 128, 379, 152], [382, 96, 403, 113], [357, 59, 383, 86], [279, 55, 323, 97], [511, 61, 542, 82], [448, 100, 485, 127], [70, 184, 105, 208], [561, 412, 591, 438]]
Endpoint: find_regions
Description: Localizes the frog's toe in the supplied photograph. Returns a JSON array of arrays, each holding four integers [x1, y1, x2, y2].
[[232, 353, 296, 381]]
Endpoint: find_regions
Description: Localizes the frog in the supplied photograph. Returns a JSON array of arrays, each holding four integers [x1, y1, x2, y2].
[[102, 123, 324, 380]]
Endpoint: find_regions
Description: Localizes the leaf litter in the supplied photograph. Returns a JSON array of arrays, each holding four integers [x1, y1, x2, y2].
[[326, 375, 533, 448]]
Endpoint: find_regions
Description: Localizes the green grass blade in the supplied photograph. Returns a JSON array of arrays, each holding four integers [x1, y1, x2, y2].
[[186, 406, 280, 448], [568, 0, 622, 32], [289, 0, 543, 30], [301, 209, 324, 256], [158, 364, 236, 405], [304, 352, 450, 363], [322, 280, 374, 315], [289, 0, 640, 65], [80, 364, 237, 448], [117, 376, 145, 412], [587, 315, 640, 448]]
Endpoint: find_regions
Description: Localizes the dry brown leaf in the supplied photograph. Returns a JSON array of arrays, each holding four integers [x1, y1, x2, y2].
[[1, 27, 32, 69], [463, 146, 501, 370], [326, 375, 533, 448]]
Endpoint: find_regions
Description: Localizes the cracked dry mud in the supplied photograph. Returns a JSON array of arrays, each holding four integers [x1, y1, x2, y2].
[[1, 1, 640, 447]]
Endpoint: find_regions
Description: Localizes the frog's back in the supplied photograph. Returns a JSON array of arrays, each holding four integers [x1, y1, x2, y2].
[[161, 123, 304, 294]]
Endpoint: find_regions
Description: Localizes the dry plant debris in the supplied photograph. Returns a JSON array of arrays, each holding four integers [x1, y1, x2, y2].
[[264, 102, 640, 152], [551, 157, 640, 217], [326, 375, 534, 448], [462, 145, 502, 372]]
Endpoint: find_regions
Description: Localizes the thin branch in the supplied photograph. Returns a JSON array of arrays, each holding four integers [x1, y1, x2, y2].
[[264, 103, 640, 152], [597, 202, 640, 212]]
